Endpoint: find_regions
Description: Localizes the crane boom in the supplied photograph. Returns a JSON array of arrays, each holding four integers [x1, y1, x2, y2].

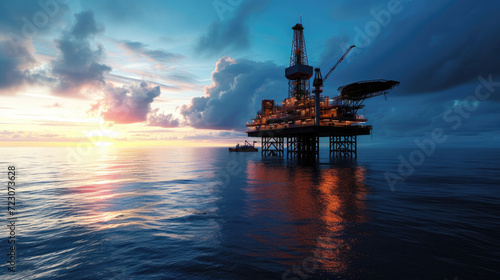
[[323, 45, 355, 82], [312, 44, 355, 126]]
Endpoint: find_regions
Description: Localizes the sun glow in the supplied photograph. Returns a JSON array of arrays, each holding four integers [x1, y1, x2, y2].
[[93, 141, 115, 147], [85, 129, 121, 138]]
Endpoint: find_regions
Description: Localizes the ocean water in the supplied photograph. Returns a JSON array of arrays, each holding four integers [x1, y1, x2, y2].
[[0, 147, 499, 280]]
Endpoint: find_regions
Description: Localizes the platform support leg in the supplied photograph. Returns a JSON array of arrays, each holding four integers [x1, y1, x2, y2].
[[286, 134, 319, 161], [286, 136, 298, 159], [261, 136, 284, 157], [330, 135, 357, 159]]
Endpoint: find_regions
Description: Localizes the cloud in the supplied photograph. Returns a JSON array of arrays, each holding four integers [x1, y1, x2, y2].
[[311, 0, 500, 147], [0, 7, 110, 97], [0, 130, 16, 136], [195, 0, 269, 56], [36, 121, 91, 127], [69, 9, 104, 39], [121, 40, 184, 63], [0, 0, 69, 93], [352, 81, 500, 148], [44, 102, 63, 108], [147, 108, 180, 128], [89, 81, 161, 124], [166, 73, 200, 85], [320, 0, 500, 96], [0, 1, 61, 94], [0, 38, 37, 94], [0, 130, 80, 142], [108, 74, 180, 91], [50, 10, 111, 97], [180, 56, 284, 130]]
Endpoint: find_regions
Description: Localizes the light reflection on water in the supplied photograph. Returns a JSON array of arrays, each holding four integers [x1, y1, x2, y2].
[[244, 161, 368, 275], [0, 147, 498, 279]]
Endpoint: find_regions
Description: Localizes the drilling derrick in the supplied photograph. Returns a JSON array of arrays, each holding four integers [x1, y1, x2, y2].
[[285, 23, 313, 99]]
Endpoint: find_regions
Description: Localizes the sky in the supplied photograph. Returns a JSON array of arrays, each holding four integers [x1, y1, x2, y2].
[[0, 0, 499, 148]]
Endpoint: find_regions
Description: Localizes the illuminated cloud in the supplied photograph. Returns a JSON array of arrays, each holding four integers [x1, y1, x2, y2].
[[180, 56, 283, 130], [89, 81, 162, 124]]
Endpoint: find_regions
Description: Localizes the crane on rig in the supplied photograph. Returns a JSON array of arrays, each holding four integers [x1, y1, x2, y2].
[[312, 45, 400, 124], [323, 45, 356, 83], [312, 45, 355, 125]]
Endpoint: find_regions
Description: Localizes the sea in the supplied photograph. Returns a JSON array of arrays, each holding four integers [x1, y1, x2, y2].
[[0, 147, 499, 280]]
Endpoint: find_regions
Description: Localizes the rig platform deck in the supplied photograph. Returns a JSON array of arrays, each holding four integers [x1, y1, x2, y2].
[[247, 125, 371, 137], [248, 125, 371, 160]]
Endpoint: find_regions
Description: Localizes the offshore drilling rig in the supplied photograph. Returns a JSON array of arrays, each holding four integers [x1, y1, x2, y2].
[[246, 21, 400, 160]]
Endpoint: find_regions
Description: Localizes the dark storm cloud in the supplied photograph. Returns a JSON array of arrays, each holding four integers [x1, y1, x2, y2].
[[195, 0, 269, 56], [321, 0, 500, 96], [317, 2, 500, 145], [180, 56, 284, 130], [89, 81, 162, 124], [121, 40, 184, 63], [313, 0, 500, 146], [50, 10, 111, 97], [354, 81, 500, 147]]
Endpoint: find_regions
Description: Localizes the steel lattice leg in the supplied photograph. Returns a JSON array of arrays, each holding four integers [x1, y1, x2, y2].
[[330, 135, 357, 159]]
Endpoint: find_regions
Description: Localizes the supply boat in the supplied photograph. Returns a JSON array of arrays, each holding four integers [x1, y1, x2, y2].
[[229, 140, 258, 152]]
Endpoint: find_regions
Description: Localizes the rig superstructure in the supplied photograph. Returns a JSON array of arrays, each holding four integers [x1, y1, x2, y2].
[[246, 21, 400, 160]]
